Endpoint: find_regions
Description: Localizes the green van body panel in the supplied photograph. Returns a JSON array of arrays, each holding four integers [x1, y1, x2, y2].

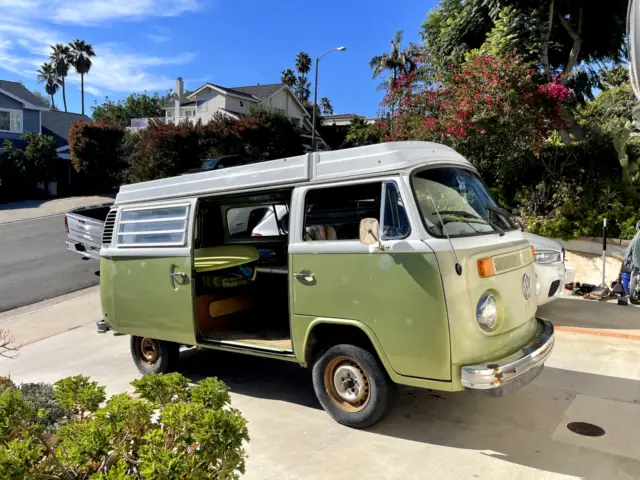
[[434, 242, 538, 367], [100, 256, 196, 346], [290, 252, 451, 380]]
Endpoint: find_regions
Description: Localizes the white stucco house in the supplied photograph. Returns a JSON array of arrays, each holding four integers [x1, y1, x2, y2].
[[130, 78, 327, 150]]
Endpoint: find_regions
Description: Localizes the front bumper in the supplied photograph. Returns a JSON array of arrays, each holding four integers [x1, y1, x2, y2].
[[461, 318, 554, 396]]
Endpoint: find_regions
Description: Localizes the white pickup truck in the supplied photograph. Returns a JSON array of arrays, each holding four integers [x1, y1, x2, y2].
[[65, 203, 113, 260]]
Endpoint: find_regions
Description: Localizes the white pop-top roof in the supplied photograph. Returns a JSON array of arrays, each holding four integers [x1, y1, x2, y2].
[[114, 141, 471, 205]]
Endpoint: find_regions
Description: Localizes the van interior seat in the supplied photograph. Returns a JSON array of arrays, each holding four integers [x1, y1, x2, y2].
[[305, 225, 337, 241]]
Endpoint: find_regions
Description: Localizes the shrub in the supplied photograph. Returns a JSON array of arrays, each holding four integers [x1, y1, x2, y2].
[[380, 52, 568, 190], [19, 383, 65, 428], [128, 111, 305, 183], [0, 373, 249, 479], [69, 120, 127, 193]]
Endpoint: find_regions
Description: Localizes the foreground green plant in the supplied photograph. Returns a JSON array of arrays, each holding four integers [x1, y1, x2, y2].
[[0, 373, 249, 479]]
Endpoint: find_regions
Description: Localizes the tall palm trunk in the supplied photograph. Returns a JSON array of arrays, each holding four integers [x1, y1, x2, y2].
[[61, 77, 67, 112], [50, 94, 55, 109], [80, 73, 84, 115]]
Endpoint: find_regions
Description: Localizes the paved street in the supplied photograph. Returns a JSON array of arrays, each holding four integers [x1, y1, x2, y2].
[[0, 216, 99, 312], [1, 316, 639, 479]]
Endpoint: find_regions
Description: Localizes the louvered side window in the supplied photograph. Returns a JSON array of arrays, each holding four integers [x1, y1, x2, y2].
[[117, 204, 190, 247], [102, 210, 117, 245]]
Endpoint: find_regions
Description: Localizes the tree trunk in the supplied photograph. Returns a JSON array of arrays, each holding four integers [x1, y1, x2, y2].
[[61, 77, 67, 113], [50, 94, 55, 109], [81, 74, 84, 115], [540, 0, 555, 73], [556, 6, 585, 141], [557, 7, 583, 76]]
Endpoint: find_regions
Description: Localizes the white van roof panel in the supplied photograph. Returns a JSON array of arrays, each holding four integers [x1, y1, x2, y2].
[[114, 141, 471, 205]]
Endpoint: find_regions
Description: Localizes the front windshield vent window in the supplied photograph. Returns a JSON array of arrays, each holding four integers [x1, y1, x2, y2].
[[412, 167, 516, 239], [117, 205, 189, 247]]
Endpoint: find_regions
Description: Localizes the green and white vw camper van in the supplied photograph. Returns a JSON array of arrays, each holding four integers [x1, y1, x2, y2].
[[98, 141, 554, 428]]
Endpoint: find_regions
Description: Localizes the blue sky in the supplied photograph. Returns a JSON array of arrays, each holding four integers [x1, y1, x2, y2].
[[0, 0, 437, 117]]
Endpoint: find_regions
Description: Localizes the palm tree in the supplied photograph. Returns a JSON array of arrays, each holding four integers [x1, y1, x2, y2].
[[320, 97, 333, 116], [280, 68, 296, 88], [49, 43, 72, 112], [369, 30, 416, 89], [295, 52, 312, 76], [294, 75, 311, 103], [69, 39, 96, 115], [36, 62, 60, 109]]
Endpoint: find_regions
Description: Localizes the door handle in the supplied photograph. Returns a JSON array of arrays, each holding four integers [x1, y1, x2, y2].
[[169, 272, 188, 279], [293, 272, 315, 282]]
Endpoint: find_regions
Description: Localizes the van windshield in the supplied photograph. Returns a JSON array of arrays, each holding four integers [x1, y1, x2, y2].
[[412, 167, 516, 238]]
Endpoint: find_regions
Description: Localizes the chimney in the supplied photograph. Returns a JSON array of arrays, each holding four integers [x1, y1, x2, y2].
[[176, 77, 184, 100]]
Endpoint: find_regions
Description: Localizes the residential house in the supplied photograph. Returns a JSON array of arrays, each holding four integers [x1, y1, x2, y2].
[[0, 79, 92, 196], [131, 78, 327, 150], [0, 80, 49, 148], [320, 113, 378, 150], [321, 113, 377, 127]]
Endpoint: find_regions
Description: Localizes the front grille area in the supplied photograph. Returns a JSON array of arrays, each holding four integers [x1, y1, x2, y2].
[[548, 280, 561, 297]]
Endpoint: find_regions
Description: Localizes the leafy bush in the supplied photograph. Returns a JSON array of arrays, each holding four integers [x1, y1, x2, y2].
[[0, 373, 249, 479], [69, 120, 127, 193], [379, 52, 568, 191], [19, 383, 65, 428], [128, 110, 305, 183], [0, 134, 58, 201]]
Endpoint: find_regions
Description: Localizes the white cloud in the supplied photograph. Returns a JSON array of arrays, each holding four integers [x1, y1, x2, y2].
[[0, 0, 200, 25], [144, 33, 170, 44], [0, 19, 195, 95]]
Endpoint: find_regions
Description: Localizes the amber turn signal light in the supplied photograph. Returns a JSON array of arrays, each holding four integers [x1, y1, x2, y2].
[[530, 245, 535, 261], [477, 258, 495, 278]]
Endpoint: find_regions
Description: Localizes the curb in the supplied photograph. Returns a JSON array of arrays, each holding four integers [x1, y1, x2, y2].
[[555, 325, 640, 341], [0, 212, 66, 226]]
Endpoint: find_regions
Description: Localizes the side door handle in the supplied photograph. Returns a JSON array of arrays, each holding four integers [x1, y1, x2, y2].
[[293, 271, 315, 282], [169, 272, 188, 279]]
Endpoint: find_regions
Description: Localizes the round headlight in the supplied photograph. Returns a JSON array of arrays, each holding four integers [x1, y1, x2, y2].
[[476, 294, 497, 330]]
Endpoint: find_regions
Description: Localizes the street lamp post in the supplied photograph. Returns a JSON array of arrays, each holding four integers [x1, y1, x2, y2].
[[311, 46, 346, 151]]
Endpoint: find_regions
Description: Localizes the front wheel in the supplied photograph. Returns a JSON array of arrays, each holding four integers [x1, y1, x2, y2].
[[312, 344, 394, 428], [130, 336, 179, 374]]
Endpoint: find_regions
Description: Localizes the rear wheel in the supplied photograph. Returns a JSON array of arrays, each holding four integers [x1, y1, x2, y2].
[[130, 336, 179, 374], [312, 344, 394, 428]]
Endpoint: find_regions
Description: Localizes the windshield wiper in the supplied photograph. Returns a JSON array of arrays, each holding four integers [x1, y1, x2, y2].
[[483, 205, 507, 236]]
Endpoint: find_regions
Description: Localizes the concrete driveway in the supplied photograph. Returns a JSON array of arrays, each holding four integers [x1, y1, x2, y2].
[[1, 322, 640, 479]]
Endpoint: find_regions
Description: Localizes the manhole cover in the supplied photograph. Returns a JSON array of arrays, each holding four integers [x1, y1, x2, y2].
[[566, 422, 605, 437]]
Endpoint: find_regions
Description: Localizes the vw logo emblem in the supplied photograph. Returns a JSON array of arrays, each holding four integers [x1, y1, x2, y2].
[[522, 273, 532, 300]]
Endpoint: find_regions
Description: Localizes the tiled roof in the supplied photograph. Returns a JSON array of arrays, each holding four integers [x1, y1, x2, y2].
[[41, 111, 92, 148], [0, 80, 48, 108], [228, 83, 284, 100], [323, 113, 359, 119]]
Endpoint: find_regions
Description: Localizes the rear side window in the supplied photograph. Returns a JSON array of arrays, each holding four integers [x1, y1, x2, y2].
[[117, 205, 189, 246], [226, 204, 289, 238]]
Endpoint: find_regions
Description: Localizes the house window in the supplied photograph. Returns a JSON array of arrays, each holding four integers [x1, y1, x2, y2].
[[117, 205, 190, 246], [0, 109, 22, 133], [184, 109, 196, 117]]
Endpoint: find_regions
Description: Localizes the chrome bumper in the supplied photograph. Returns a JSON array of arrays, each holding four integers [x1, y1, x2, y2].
[[65, 241, 100, 260], [461, 318, 554, 396]]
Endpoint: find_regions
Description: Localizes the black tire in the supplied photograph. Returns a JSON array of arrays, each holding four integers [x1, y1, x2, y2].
[[130, 336, 179, 375], [312, 344, 394, 428]]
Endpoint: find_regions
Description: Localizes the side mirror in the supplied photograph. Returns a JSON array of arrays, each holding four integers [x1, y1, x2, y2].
[[359, 218, 381, 246]]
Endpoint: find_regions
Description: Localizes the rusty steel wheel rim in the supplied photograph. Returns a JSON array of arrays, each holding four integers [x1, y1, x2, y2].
[[324, 355, 371, 413], [139, 338, 159, 364]]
